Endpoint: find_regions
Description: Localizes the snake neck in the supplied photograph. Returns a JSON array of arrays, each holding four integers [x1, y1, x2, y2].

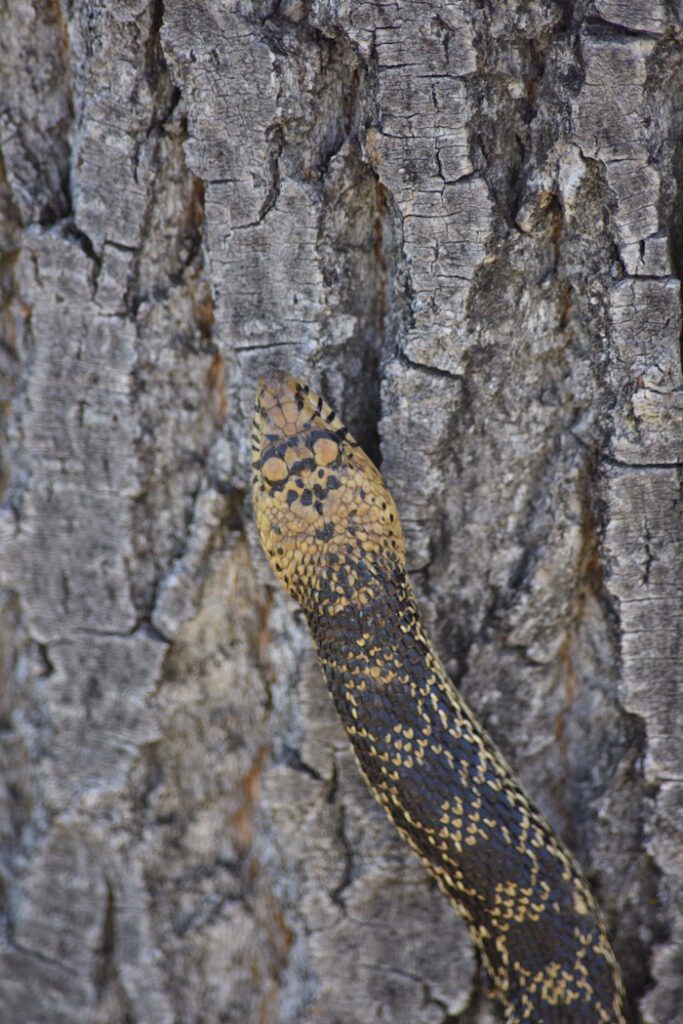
[[305, 557, 434, 705]]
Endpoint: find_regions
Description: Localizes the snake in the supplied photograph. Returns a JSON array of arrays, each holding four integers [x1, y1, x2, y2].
[[251, 370, 626, 1023]]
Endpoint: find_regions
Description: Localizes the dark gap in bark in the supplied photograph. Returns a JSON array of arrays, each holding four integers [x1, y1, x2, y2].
[[590, 461, 662, 1020], [329, 802, 355, 908], [145, 0, 167, 91], [643, 32, 683, 376], [92, 879, 138, 1022], [0, 152, 23, 502], [668, 133, 683, 375], [466, 10, 549, 232], [93, 880, 116, 1001], [584, 15, 664, 42], [35, 0, 74, 228], [257, 19, 389, 462]]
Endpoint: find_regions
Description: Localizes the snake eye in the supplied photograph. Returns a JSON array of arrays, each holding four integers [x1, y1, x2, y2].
[[313, 436, 339, 466], [262, 456, 289, 484]]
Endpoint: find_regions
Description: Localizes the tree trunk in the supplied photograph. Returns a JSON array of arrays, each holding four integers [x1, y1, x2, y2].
[[1, 2, 681, 1022]]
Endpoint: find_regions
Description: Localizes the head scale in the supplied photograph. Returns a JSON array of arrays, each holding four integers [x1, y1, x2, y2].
[[252, 371, 405, 613]]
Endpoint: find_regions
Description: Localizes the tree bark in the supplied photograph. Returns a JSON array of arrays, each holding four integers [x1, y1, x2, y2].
[[0, 2, 682, 1023]]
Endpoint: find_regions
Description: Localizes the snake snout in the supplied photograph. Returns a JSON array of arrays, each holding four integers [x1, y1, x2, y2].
[[257, 369, 296, 402], [254, 370, 315, 447]]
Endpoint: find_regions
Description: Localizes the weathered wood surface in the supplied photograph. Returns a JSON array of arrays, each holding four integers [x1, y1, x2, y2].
[[0, 2, 681, 1022]]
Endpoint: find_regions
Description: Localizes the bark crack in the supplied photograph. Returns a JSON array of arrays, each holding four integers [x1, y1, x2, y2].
[[329, 800, 355, 910]]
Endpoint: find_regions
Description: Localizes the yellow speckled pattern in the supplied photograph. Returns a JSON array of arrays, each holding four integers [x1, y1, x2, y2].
[[252, 371, 626, 1024]]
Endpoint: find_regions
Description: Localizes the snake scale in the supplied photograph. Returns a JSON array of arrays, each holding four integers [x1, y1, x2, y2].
[[252, 370, 626, 1023]]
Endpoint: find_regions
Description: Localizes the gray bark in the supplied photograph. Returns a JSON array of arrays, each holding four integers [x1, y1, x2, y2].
[[0, 2, 681, 1023]]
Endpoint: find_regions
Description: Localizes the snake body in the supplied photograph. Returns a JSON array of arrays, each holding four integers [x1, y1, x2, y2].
[[252, 371, 626, 1023]]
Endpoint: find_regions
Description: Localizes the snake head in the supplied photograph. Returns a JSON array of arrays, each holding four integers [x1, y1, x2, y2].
[[252, 371, 405, 612]]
